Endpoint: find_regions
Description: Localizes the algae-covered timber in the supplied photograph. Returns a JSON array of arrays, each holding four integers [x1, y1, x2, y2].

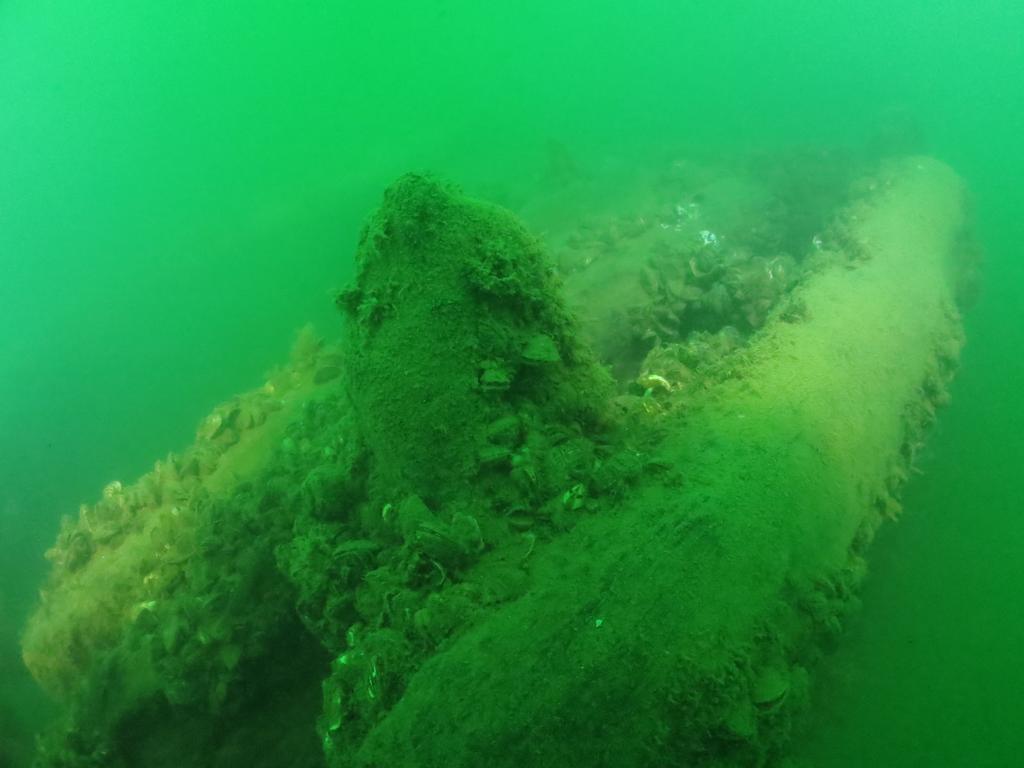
[[355, 157, 967, 766], [21, 156, 972, 767]]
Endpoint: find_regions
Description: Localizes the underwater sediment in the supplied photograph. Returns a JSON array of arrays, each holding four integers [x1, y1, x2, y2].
[[22, 155, 972, 767]]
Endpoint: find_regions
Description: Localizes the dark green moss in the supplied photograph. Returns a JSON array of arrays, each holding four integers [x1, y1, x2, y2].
[[340, 174, 612, 512]]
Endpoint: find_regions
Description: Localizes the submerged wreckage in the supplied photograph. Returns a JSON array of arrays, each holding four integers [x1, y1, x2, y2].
[[23, 154, 974, 767]]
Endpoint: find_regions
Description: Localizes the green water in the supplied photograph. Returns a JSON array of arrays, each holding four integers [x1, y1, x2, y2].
[[2, 1, 1022, 765]]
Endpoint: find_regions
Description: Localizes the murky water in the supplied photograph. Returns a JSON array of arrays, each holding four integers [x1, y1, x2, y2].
[[2, 2, 1022, 765]]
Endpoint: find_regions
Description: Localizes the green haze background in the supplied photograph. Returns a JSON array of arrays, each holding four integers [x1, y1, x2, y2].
[[2, 1, 1021, 764]]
